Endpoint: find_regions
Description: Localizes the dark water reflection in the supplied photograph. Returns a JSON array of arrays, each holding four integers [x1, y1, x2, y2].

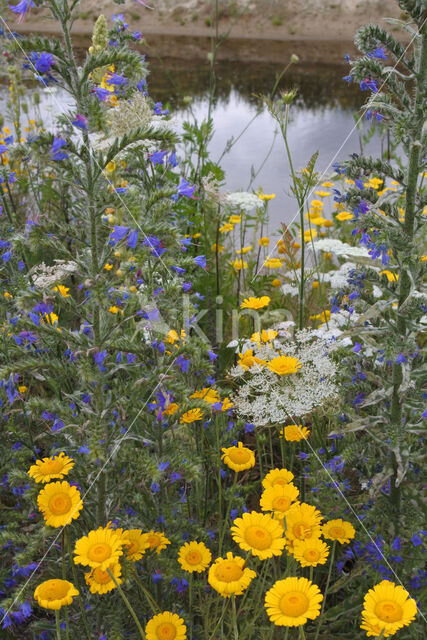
[[146, 57, 381, 228]]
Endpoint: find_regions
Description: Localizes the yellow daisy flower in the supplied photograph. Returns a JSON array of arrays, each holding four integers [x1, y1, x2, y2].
[[240, 296, 271, 309], [264, 257, 283, 269], [262, 468, 294, 490], [260, 482, 299, 515], [230, 258, 248, 270], [208, 552, 256, 597], [85, 563, 122, 595], [285, 503, 323, 542], [28, 453, 74, 483], [121, 529, 150, 561], [37, 481, 83, 528], [52, 285, 70, 297], [361, 581, 417, 637], [237, 349, 266, 370], [34, 579, 79, 610], [145, 611, 187, 640], [293, 538, 330, 567], [335, 210, 354, 221], [231, 511, 286, 560], [310, 310, 331, 325], [221, 442, 255, 472], [258, 236, 270, 246], [74, 527, 124, 570], [271, 278, 282, 287], [265, 577, 323, 627], [164, 402, 179, 416], [144, 531, 171, 554], [251, 329, 277, 343], [221, 397, 233, 411], [322, 519, 355, 544], [229, 215, 242, 224], [267, 355, 301, 375], [280, 425, 310, 442], [379, 270, 399, 282], [220, 223, 234, 233], [190, 388, 220, 404], [178, 541, 212, 573], [236, 245, 253, 254], [180, 408, 204, 423], [211, 243, 224, 253]]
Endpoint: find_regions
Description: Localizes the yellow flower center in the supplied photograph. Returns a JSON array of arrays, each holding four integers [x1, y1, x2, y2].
[[39, 580, 70, 600], [126, 541, 138, 554], [272, 478, 288, 487], [156, 622, 176, 640], [244, 526, 272, 550], [303, 549, 320, 562], [272, 496, 292, 512], [49, 493, 72, 515], [41, 459, 64, 475], [148, 535, 160, 548], [375, 601, 403, 623], [88, 543, 112, 562], [92, 568, 112, 585], [279, 591, 309, 617], [215, 561, 243, 582], [329, 526, 345, 539], [228, 448, 251, 464], [292, 523, 312, 540], [185, 550, 202, 565]]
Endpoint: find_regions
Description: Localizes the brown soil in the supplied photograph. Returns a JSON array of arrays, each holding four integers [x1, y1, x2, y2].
[[8, 0, 404, 64]]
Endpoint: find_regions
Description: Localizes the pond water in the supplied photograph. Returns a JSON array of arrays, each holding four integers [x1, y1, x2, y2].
[[1, 55, 385, 230]]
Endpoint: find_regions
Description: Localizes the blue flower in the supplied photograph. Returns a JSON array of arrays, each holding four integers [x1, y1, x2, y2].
[[158, 461, 170, 471], [411, 534, 423, 547], [194, 255, 206, 268], [94, 87, 111, 101], [175, 178, 195, 199], [71, 113, 88, 129], [32, 52, 54, 73], [8, 0, 34, 18], [110, 226, 130, 244], [149, 150, 168, 165], [368, 47, 387, 60], [50, 137, 68, 161], [105, 73, 127, 87]]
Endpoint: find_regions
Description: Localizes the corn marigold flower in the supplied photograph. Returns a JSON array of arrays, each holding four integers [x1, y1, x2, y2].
[[334, 210, 353, 221], [231, 511, 286, 560], [285, 503, 323, 542], [230, 258, 248, 270], [37, 481, 83, 528], [258, 193, 275, 201], [74, 527, 124, 570], [322, 519, 355, 544], [265, 577, 323, 627], [236, 245, 253, 254], [144, 530, 171, 554], [258, 236, 270, 246], [264, 257, 283, 269], [309, 310, 331, 325], [180, 408, 203, 423], [145, 611, 187, 640], [178, 541, 212, 573], [238, 349, 266, 370], [28, 452, 74, 483], [85, 563, 122, 595], [361, 581, 417, 637], [208, 552, 256, 597], [164, 402, 179, 415], [260, 482, 299, 515], [251, 329, 277, 343], [121, 529, 150, 561], [379, 270, 399, 282], [280, 424, 310, 442], [267, 355, 301, 375], [262, 468, 295, 490], [52, 285, 70, 297], [271, 278, 282, 287], [190, 388, 220, 404], [222, 442, 255, 472], [221, 397, 233, 411], [240, 296, 270, 310], [293, 538, 330, 567], [34, 579, 78, 610]]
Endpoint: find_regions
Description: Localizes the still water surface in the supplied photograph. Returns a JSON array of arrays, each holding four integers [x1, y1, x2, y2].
[[2, 56, 383, 229]]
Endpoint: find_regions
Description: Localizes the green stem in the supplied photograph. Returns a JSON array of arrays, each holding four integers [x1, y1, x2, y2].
[[55, 610, 62, 640], [65, 531, 92, 640], [189, 574, 193, 640], [389, 22, 427, 529], [132, 569, 160, 614], [231, 596, 239, 640], [299, 625, 307, 640], [61, 531, 70, 640], [106, 569, 146, 639], [219, 472, 238, 554], [314, 541, 336, 640]]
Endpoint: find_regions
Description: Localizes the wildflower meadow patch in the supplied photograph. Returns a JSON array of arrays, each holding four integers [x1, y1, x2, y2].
[[0, 0, 425, 639]]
